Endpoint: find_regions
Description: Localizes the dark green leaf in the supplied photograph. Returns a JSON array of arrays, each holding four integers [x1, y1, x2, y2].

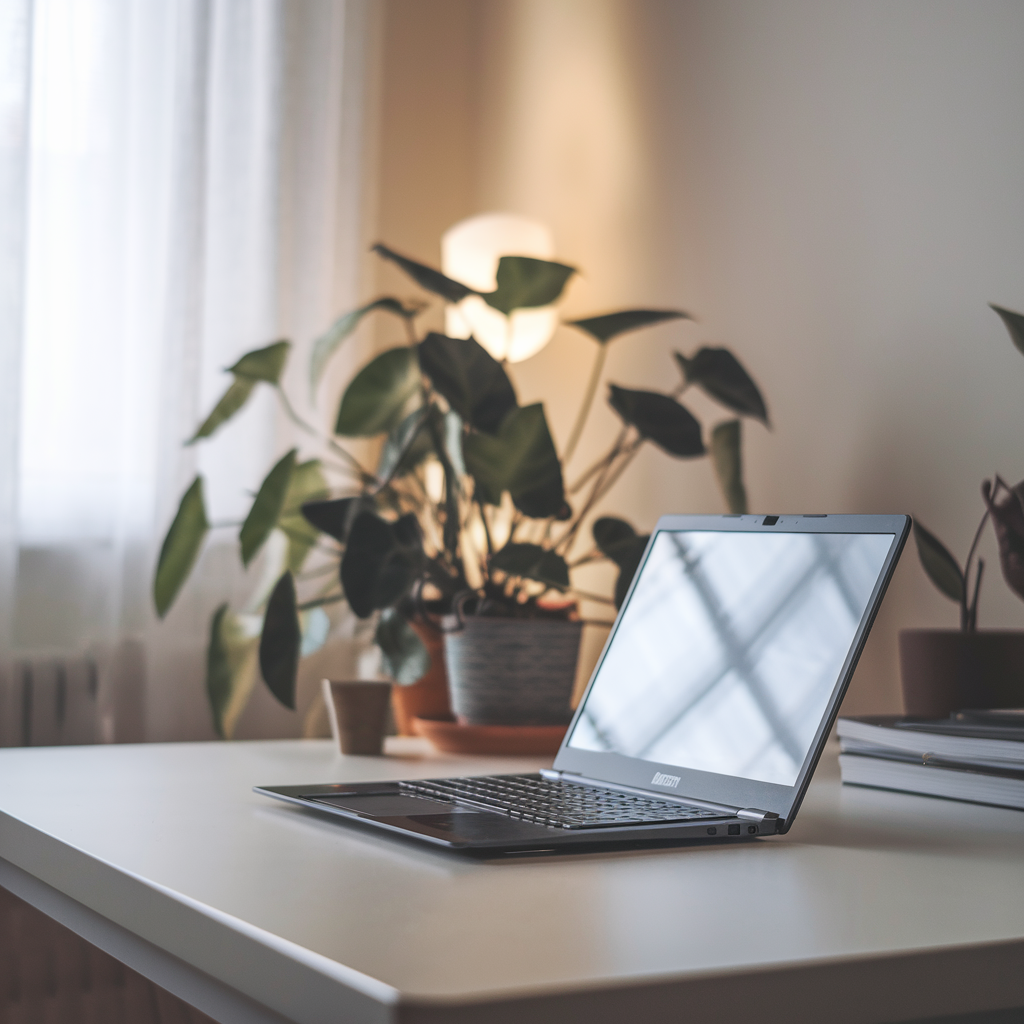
[[229, 340, 291, 384], [259, 572, 301, 709], [990, 304, 1024, 359], [340, 512, 424, 618], [377, 407, 435, 482], [463, 404, 565, 517], [154, 476, 209, 617], [592, 516, 636, 553], [981, 477, 1024, 602], [710, 420, 748, 514], [417, 333, 518, 434], [187, 377, 257, 444], [591, 518, 649, 608], [334, 346, 421, 437], [675, 348, 769, 425], [491, 543, 570, 590], [206, 605, 259, 739], [310, 298, 420, 396], [375, 608, 431, 685], [301, 496, 372, 543], [610, 536, 650, 608], [608, 385, 705, 457], [239, 449, 297, 567], [279, 460, 329, 573], [569, 309, 691, 345], [913, 521, 965, 603], [482, 256, 576, 315], [372, 243, 475, 303]]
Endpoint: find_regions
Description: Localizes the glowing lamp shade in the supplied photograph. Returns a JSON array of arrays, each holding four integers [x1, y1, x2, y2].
[[442, 213, 560, 363]]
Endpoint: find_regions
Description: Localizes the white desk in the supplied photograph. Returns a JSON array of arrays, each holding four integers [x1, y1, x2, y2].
[[0, 738, 1022, 1024]]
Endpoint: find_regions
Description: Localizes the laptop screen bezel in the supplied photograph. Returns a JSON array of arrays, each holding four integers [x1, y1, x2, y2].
[[552, 513, 911, 827]]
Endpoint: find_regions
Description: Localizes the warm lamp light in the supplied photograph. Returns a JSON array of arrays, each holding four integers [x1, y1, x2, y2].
[[442, 212, 560, 363]]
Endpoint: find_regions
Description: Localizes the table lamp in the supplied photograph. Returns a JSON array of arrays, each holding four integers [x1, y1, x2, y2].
[[441, 212, 560, 363]]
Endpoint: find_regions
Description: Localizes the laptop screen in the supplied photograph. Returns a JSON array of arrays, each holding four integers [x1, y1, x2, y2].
[[566, 528, 896, 787]]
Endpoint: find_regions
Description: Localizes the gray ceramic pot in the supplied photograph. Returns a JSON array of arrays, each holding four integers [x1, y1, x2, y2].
[[899, 628, 1024, 717], [444, 617, 583, 726]]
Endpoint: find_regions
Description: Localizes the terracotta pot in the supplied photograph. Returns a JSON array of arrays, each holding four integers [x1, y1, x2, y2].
[[326, 681, 393, 755], [898, 628, 1024, 717], [391, 620, 453, 735], [444, 617, 582, 726]]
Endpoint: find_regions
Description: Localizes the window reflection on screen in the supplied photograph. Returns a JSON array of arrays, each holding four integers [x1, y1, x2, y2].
[[568, 530, 894, 786]]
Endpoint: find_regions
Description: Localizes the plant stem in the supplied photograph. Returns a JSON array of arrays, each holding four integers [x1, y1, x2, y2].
[[561, 344, 608, 466], [962, 507, 991, 630], [968, 558, 984, 632], [298, 592, 345, 610], [477, 501, 495, 557]]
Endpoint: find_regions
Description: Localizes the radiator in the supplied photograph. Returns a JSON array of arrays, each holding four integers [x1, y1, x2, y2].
[[0, 645, 144, 747]]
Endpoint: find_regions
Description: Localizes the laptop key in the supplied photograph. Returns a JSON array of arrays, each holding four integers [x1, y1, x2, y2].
[[400, 775, 727, 830]]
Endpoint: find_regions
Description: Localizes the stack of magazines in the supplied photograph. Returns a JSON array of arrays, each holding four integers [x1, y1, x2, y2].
[[837, 710, 1024, 811]]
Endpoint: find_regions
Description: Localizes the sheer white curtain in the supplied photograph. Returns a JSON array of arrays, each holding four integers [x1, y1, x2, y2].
[[1, 0, 375, 740]]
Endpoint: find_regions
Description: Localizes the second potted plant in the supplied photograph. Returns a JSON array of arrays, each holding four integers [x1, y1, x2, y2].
[[903, 304, 1024, 716]]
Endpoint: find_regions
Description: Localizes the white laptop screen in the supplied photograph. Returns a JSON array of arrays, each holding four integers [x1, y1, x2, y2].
[[566, 529, 895, 787]]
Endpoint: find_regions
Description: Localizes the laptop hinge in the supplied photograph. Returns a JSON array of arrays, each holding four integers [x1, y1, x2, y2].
[[540, 768, 744, 817], [737, 807, 779, 823]]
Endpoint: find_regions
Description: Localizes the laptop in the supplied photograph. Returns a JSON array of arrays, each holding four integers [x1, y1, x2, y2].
[[256, 513, 910, 854]]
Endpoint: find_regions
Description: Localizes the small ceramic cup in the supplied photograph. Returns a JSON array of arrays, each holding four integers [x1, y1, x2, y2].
[[323, 680, 393, 755]]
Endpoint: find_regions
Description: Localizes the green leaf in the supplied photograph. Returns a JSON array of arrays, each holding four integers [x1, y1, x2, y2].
[[259, 572, 301, 709], [187, 340, 291, 444], [334, 346, 421, 437], [608, 385, 705, 457], [154, 476, 209, 617], [300, 496, 373, 544], [675, 348, 768, 425], [417, 333, 518, 434], [591, 518, 649, 608], [372, 243, 475, 303], [377, 407, 435, 483], [592, 516, 636, 552], [990, 304, 1024, 359], [569, 309, 691, 345], [463, 404, 566, 518], [482, 256, 576, 315], [710, 420, 748, 515], [491, 543, 570, 590], [240, 449, 298, 567], [279, 459, 329, 573], [310, 298, 420, 397], [340, 512, 425, 618], [206, 605, 260, 739], [913, 521, 965, 603], [376, 608, 431, 685], [229, 339, 291, 383], [611, 536, 650, 608], [187, 378, 257, 444]]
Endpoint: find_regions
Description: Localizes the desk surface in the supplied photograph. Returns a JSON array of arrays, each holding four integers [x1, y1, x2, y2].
[[0, 738, 1023, 1024]]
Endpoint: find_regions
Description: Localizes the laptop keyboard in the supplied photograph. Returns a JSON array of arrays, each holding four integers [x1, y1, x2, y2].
[[398, 774, 728, 830]]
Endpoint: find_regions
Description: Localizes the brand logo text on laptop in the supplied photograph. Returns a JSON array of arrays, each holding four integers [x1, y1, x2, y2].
[[651, 772, 681, 788]]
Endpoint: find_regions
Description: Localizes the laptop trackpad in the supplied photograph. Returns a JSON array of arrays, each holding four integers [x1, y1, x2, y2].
[[312, 794, 476, 818]]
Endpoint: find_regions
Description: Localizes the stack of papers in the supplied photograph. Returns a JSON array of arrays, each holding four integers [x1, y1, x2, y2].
[[837, 713, 1024, 811]]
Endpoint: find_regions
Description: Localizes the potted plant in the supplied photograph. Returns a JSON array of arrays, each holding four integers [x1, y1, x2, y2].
[[154, 243, 769, 738], [903, 304, 1024, 716]]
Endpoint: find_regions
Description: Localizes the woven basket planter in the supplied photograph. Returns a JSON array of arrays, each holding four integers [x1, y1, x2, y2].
[[444, 617, 582, 727]]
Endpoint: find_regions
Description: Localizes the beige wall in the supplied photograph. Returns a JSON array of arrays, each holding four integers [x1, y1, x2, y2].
[[376, 0, 1024, 713]]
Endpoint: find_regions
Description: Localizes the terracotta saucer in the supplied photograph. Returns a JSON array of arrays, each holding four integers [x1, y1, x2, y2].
[[412, 717, 568, 756]]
